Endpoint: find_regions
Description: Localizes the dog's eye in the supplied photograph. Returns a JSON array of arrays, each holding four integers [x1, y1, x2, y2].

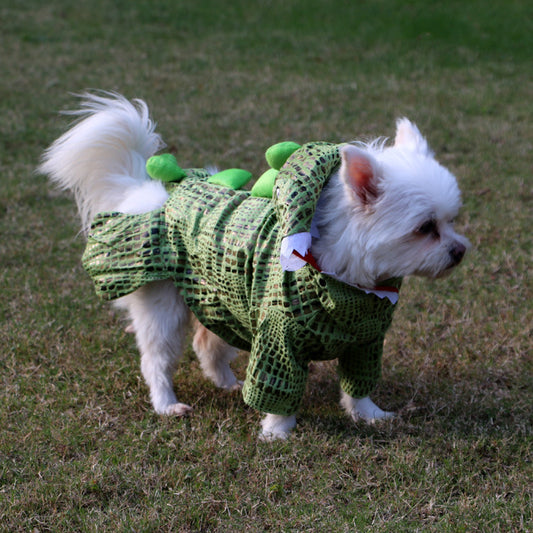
[[417, 220, 439, 237]]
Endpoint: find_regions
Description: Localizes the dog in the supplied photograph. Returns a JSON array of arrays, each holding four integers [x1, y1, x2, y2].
[[40, 93, 469, 440]]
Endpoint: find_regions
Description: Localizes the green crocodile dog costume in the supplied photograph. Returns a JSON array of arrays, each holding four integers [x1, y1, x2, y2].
[[82, 142, 401, 415]]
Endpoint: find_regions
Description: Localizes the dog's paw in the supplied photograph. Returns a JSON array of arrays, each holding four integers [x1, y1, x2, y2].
[[224, 380, 244, 392], [259, 414, 296, 441], [357, 407, 396, 424], [160, 402, 193, 416], [259, 430, 290, 442], [340, 393, 395, 424]]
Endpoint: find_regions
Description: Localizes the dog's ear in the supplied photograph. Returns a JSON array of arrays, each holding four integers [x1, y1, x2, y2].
[[340, 145, 380, 205], [394, 118, 433, 156]]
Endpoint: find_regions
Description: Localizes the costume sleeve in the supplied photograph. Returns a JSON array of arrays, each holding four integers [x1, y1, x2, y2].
[[242, 310, 310, 416], [337, 337, 385, 399]]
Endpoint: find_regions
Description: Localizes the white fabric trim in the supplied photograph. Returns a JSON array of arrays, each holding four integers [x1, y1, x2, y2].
[[280, 232, 312, 271]]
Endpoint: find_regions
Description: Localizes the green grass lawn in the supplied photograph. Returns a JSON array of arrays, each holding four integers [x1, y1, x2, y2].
[[1, 0, 531, 530]]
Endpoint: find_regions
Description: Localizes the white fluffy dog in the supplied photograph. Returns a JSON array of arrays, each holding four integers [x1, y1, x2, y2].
[[40, 93, 469, 439]]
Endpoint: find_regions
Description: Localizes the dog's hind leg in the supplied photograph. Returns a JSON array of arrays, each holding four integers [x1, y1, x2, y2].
[[192, 321, 241, 390], [119, 280, 192, 416]]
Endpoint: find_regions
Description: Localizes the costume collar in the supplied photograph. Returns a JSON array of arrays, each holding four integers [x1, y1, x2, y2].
[[280, 232, 400, 305]]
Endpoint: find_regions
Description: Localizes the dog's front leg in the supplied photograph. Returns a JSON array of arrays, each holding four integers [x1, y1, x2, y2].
[[259, 413, 297, 441], [340, 391, 395, 424]]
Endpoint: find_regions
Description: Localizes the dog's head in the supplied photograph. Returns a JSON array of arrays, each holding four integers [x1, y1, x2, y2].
[[314, 119, 470, 287]]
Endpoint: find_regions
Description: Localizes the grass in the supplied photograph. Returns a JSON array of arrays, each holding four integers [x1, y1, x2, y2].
[[1, 0, 531, 530]]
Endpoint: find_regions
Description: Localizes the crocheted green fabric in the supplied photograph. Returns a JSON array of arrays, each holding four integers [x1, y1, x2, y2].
[[82, 143, 401, 415]]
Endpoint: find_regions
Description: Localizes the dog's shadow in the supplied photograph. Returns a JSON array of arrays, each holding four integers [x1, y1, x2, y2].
[[295, 361, 527, 442], [176, 352, 526, 442]]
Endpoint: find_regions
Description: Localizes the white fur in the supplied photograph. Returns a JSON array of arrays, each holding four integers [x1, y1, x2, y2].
[[40, 93, 469, 440], [39, 92, 166, 233], [340, 391, 395, 423], [312, 119, 470, 288], [260, 414, 297, 441]]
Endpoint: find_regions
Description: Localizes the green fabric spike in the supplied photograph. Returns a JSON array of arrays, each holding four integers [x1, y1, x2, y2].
[[250, 168, 278, 198], [265, 141, 301, 170], [250, 142, 301, 198], [207, 168, 253, 189], [146, 154, 187, 182]]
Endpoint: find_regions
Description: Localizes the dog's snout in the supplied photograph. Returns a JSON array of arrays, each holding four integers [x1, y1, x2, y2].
[[449, 243, 466, 266]]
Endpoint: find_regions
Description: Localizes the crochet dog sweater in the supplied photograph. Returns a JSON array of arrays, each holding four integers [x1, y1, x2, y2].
[[82, 142, 401, 415]]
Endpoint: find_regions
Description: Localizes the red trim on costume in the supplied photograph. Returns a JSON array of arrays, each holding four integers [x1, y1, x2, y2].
[[292, 249, 322, 272], [292, 249, 399, 295]]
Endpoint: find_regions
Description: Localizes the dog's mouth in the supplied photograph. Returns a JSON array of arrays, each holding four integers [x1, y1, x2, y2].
[[435, 266, 456, 279], [417, 257, 467, 281], [436, 259, 466, 279]]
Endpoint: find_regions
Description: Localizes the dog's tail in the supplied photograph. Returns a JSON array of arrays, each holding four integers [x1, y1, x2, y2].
[[39, 92, 167, 234]]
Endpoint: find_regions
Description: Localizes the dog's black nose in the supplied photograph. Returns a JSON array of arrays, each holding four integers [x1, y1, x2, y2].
[[449, 243, 466, 266]]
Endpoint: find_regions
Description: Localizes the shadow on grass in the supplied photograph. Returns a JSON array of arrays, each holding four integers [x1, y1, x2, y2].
[[285, 360, 530, 443]]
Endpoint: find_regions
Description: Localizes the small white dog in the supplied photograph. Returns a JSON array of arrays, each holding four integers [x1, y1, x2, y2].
[[40, 93, 469, 440]]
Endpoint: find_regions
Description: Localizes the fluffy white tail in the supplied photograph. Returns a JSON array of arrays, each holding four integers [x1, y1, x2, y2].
[[39, 92, 166, 233]]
